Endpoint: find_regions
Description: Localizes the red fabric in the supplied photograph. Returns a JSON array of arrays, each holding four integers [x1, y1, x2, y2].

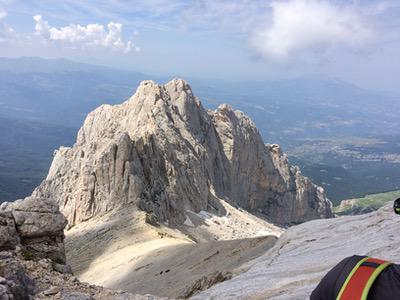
[[339, 258, 388, 300], [367, 258, 386, 265]]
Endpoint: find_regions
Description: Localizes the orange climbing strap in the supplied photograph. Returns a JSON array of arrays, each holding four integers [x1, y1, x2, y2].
[[336, 257, 392, 300]]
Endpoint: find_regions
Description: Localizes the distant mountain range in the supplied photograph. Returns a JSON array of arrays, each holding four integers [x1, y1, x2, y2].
[[1, 57, 399, 204], [0, 57, 160, 128], [2, 57, 399, 142], [193, 77, 400, 147]]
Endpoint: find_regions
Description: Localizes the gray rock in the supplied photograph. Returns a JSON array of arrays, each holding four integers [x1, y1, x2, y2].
[[68, 276, 79, 283], [31, 79, 332, 228], [61, 292, 94, 300], [193, 202, 400, 300], [53, 262, 73, 274], [0, 251, 165, 299], [11, 196, 67, 238], [1, 196, 67, 263], [0, 212, 18, 251], [0, 182, 164, 300], [0, 253, 35, 299], [43, 286, 60, 295], [0, 283, 12, 300], [183, 271, 232, 298]]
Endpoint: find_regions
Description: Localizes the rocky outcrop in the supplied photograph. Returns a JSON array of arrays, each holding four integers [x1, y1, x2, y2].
[[0, 196, 67, 263], [0, 196, 166, 299], [183, 271, 232, 298], [0, 251, 166, 300], [0, 194, 68, 298], [33, 79, 332, 227]]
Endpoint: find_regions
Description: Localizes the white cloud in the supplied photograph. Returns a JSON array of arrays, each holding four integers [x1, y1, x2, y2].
[[251, 0, 374, 61], [0, 9, 6, 19], [0, 9, 14, 43], [33, 15, 136, 53]]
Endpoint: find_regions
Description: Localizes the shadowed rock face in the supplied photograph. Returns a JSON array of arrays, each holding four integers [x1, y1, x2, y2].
[[33, 79, 333, 227], [0, 196, 67, 263]]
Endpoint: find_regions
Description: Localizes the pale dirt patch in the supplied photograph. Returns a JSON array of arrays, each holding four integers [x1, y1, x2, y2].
[[65, 201, 281, 299]]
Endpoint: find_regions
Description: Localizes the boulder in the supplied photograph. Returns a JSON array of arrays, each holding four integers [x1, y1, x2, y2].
[[1, 196, 67, 263]]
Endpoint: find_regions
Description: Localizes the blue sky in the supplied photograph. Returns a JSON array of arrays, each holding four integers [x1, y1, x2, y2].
[[0, 0, 400, 92]]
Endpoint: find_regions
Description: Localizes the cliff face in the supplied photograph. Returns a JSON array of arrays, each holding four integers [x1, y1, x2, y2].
[[33, 79, 332, 227]]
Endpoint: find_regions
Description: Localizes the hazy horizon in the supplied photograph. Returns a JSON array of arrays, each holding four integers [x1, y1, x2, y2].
[[1, 55, 398, 96], [0, 1, 400, 92]]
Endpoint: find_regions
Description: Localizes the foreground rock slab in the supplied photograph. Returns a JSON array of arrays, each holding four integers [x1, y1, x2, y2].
[[193, 202, 400, 299]]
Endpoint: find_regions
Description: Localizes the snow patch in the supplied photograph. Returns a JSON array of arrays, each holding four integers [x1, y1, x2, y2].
[[184, 216, 194, 227]]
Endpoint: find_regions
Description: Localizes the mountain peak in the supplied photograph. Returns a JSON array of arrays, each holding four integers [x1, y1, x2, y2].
[[165, 78, 192, 93], [34, 78, 333, 228]]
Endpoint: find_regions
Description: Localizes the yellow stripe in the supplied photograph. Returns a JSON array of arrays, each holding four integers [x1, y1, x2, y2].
[[336, 257, 369, 300], [360, 262, 392, 300]]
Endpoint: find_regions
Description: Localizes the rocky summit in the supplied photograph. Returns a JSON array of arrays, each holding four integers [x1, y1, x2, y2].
[[32, 78, 332, 228]]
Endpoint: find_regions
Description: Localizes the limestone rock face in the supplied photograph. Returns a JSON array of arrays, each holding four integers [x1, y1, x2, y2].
[[33, 79, 333, 227]]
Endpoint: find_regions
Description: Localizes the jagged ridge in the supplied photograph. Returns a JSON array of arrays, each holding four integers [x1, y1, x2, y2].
[[33, 78, 333, 227]]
